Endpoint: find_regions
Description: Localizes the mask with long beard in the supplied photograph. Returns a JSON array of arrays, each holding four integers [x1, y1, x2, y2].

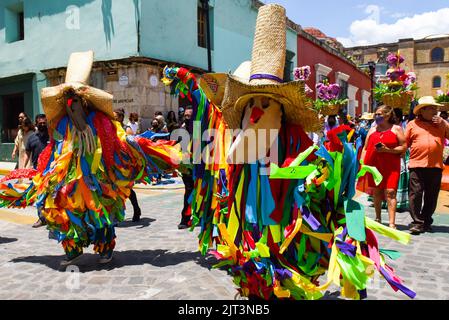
[[64, 93, 95, 156]]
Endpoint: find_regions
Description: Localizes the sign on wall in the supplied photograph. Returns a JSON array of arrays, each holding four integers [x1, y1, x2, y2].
[[119, 75, 129, 86]]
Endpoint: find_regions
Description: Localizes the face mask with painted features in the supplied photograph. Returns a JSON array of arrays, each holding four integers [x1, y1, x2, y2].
[[227, 96, 282, 164], [65, 94, 88, 131]]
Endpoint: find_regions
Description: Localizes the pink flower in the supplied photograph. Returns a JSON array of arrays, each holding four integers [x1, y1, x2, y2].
[[316, 82, 341, 101], [387, 68, 406, 81], [404, 72, 417, 87], [305, 84, 313, 95], [294, 66, 311, 81], [387, 52, 404, 67]]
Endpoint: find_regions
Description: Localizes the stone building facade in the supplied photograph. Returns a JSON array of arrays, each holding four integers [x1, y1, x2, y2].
[[43, 60, 186, 132], [345, 35, 449, 97], [0, 0, 299, 160]]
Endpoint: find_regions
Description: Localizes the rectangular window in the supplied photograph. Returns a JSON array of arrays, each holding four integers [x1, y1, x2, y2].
[[339, 80, 349, 99], [198, 5, 207, 48], [5, 3, 24, 43], [283, 50, 296, 82], [1, 93, 25, 143], [375, 63, 388, 76], [18, 11, 24, 40], [318, 74, 329, 83], [197, 2, 214, 49]]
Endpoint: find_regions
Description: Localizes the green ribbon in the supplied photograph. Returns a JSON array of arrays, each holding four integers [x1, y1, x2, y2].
[[270, 163, 317, 180], [289, 146, 318, 167], [365, 217, 411, 245], [336, 253, 369, 290], [344, 199, 366, 241], [357, 160, 383, 186], [379, 249, 402, 260]]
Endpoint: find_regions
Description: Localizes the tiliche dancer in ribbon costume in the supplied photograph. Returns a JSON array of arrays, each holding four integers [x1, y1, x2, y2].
[[163, 4, 415, 300], [0, 51, 185, 267]]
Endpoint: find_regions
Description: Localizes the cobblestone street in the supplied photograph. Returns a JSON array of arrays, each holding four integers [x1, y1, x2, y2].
[[0, 182, 448, 300]]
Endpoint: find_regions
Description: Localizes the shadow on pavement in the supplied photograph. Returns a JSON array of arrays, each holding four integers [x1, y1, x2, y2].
[[10, 249, 220, 273], [430, 225, 449, 233], [0, 237, 18, 245], [322, 291, 345, 300], [395, 224, 449, 234], [116, 217, 156, 229]]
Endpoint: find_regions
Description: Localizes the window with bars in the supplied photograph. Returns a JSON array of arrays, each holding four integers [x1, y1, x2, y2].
[[198, 5, 207, 48], [197, 2, 214, 50]]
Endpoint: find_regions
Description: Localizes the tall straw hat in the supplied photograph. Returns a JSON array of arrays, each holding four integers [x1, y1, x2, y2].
[[41, 51, 114, 129], [413, 96, 443, 115], [200, 4, 318, 131]]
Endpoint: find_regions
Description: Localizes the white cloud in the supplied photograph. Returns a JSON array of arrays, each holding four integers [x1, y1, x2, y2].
[[338, 7, 449, 47], [390, 12, 409, 19]]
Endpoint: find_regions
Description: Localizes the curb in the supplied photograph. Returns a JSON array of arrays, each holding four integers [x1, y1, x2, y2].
[[0, 170, 11, 176]]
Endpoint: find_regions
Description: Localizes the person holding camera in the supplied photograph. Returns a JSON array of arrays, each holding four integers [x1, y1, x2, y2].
[[360, 105, 407, 229]]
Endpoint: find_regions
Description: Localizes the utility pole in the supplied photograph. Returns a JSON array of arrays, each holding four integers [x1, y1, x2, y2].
[[368, 61, 376, 112]]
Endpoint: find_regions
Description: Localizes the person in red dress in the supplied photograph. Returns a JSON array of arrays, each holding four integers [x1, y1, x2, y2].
[[361, 105, 407, 229]]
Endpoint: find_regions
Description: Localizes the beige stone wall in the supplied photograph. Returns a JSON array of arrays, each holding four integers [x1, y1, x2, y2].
[[415, 65, 449, 97], [97, 64, 179, 131], [43, 62, 181, 132], [346, 38, 449, 98], [415, 38, 449, 63], [362, 53, 378, 64]]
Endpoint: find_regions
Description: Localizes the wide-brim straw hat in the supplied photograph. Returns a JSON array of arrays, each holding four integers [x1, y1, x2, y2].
[[202, 4, 319, 132], [413, 96, 443, 115], [199, 61, 251, 107], [360, 112, 374, 120], [41, 51, 114, 129]]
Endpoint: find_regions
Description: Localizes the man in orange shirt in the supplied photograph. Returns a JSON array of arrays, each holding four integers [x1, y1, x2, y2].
[[406, 96, 449, 234]]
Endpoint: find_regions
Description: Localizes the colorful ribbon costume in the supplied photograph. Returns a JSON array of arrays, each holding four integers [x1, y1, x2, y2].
[[162, 62, 415, 300]]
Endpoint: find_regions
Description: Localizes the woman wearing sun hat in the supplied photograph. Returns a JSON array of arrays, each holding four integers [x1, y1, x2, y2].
[[406, 96, 449, 234]]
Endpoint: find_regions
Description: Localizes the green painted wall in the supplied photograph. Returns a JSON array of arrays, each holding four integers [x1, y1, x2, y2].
[[139, 0, 297, 73], [0, 0, 139, 78], [0, 0, 298, 160]]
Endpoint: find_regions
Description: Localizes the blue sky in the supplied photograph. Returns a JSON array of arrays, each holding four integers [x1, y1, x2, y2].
[[261, 0, 449, 46]]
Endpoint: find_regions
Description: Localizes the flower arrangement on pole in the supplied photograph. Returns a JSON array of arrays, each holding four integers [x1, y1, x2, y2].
[[313, 80, 348, 116], [293, 66, 313, 95], [373, 51, 417, 111]]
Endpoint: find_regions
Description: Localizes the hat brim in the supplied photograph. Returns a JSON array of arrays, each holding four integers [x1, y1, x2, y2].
[[41, 82, 114, 129], [413, 103, 443, 115], [199, 73, 228, 107], [221, 75, 321, 132]]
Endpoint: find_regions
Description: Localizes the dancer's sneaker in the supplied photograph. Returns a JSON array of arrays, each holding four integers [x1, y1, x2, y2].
[[32, 219, 46, 228], [60, 252, 83, 267], [98, 250, 113, 264]]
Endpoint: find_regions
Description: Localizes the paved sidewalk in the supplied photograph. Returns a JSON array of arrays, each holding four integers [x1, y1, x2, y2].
[[0, 186, 448, 300]]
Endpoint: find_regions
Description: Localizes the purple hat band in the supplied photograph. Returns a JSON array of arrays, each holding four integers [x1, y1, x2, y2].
[[250, 74, 284, 83]]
